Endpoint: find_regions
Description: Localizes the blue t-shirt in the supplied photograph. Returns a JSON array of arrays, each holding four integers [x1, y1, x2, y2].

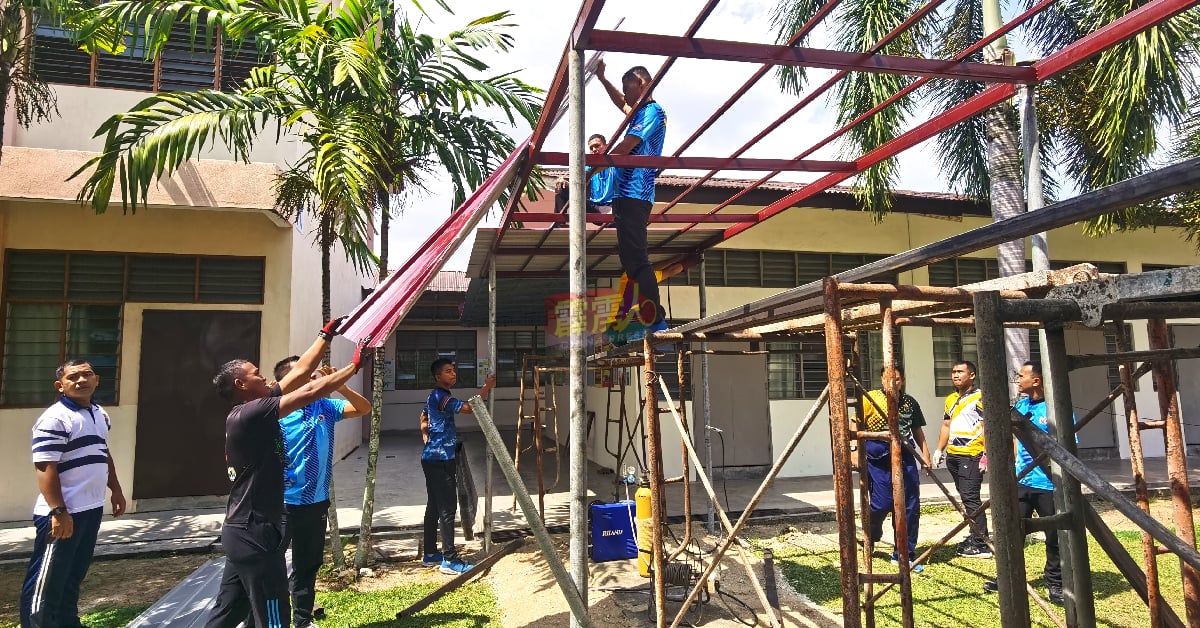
[[588, 167, 615, 205], [280, 398, 348, 506], [1014, 397, 1053, 492], [423, 388, 464, 461], [614, 101, 667, 202]]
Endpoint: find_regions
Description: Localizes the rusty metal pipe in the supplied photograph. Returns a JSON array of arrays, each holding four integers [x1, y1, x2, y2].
[[1148, 318, 1200, 624], [824, 279, 862, 626], [643, 339, 666, 628], [880, 298, 913, 628]]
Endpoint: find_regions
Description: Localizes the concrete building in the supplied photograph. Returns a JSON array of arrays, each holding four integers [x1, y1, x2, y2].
[[377, 175, 1200, 484], [0, 23, 367, 521]]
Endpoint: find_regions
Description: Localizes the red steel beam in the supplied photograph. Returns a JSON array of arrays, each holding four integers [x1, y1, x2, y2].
[[667, 0, 844, 161], [535, 151, 856, 172], [723, 0, 1198, 244], [665, 0, 1058, 235], [650, 0, 951, 243], [515, 212, 758, 224], [588, 30, 1037, 83], [570, 0, 606, 50], [525, 0, 721, 277]]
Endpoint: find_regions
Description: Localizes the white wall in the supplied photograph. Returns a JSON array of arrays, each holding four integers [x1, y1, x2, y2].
[[287, 221, 368, 460], [13, 84, 301, 167]]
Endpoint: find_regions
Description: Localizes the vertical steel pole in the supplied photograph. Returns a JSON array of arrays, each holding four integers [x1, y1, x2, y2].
[[1042, 323, 1095, 626], [645, 337, 666, 627], [972, 291, 1029, 628], [1148, 318, 1200, 624], [567, 45, 589, 628], [823, 278, 861, 626], [1115, 323, 1163, 626], [1021, 84, 1049, 273], [880, 299, 913, 628], [699, 254, 715, 535], [668, 346, 692, 561], [485, 261, 497, 553]]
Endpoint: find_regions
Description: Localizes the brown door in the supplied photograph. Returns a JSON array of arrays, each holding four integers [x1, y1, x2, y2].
[[133, 310, 261, 499]]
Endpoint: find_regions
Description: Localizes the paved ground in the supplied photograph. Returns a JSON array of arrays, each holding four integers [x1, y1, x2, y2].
[[2, 431, 1198, 562]]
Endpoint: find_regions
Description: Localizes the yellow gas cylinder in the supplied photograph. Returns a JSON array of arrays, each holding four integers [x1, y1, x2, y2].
[[635, 477, 653, 577]]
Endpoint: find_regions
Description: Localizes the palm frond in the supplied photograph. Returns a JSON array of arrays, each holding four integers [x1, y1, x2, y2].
[[769, 0, 830, 95], [927, 1, 988, 200], [832, 0, 927, 221]]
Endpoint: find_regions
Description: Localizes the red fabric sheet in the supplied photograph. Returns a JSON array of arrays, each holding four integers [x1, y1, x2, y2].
[[338, 137, 530, 347]]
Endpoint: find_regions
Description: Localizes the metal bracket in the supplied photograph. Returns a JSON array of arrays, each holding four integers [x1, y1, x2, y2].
[[1046, 276, 1120, 328], [1046, 266, 1200, 328]]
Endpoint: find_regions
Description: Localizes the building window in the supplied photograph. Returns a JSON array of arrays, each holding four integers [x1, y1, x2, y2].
[[663, 250, 896, 288], [32, 22, 261, 92], [931, 327, 979, 397], [929, 258, 1126, 288], [928, 259, 999, 287], [767, 332, 894, 400], [1, 250, 265, 407], [768, 339, 829, 400], [393, 330, 477, 391], [496, 329, 564, 388]]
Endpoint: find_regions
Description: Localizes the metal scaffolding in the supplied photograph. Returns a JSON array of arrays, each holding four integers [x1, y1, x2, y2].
[[458, 1, 1200, 626]]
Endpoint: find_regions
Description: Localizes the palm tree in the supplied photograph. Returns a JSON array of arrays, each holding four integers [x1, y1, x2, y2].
[[772, 0, 1198, 378], [71, 0, 539, 569], [0, 0, 95, 162]]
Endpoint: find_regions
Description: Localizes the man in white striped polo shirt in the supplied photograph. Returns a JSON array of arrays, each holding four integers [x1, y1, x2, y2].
[[20, 359, 126, 628]]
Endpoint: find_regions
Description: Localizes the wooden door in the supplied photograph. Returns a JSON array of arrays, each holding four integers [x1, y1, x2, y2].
[[133, 310, 261, 499]]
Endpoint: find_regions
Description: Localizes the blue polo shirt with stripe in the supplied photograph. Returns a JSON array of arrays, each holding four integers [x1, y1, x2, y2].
[[614, 101, 667, 202], [31, 396, 111, 516], [422, 388, 463, 461], [280, 398, 348, 506]]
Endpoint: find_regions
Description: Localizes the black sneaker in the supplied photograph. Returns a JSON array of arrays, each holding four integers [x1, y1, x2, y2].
[[957, 542, 992, 559], [982, 580, 998, 593], [1048, 586, 1064, 604]]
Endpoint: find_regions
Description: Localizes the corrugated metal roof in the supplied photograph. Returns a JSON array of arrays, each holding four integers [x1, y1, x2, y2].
[[426, 271, 470, 292]]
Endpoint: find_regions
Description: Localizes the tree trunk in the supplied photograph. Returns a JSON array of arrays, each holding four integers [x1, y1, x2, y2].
[[983, 0, 1027, 399], [356, 188, 390, 570], [320, 212, 348, 569]]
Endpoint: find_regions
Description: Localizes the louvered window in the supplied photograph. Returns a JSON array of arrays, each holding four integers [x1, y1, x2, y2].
[[394, 330, 478, 391], [31, 20, 261, 92], [31, 24, 91, 86], [1, 250, 265, 407], [761, 252, 796, 287], [932, 327, 979, 396], [665, 250, 896, 288], [95, 27, 155, 90], [928, 259, 999, 287], [769, 331, 897, 400]]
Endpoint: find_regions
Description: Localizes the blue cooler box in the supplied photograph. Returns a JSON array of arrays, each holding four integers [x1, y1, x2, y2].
[[590, 501, 638, 562]]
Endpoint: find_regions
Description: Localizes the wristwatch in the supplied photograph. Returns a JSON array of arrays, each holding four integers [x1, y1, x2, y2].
[[48, 506, 68, 517]]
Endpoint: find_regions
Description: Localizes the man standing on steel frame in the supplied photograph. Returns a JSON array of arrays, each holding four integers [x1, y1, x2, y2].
[[983, 361, 1065, 604], [271, 358, 372, 627], [859, 365, 930, 572], [206, 318, 365, 628], [595, 59, 668, 338], [933, 359, 991, 559], [553, 133, 616, 217], [21, 360, 127, 628]]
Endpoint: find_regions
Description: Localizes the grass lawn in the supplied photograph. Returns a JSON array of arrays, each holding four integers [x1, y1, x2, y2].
[[315, 581, 500, 628], [0, 605, 147, 628], [764, 523, 1197, 628]]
